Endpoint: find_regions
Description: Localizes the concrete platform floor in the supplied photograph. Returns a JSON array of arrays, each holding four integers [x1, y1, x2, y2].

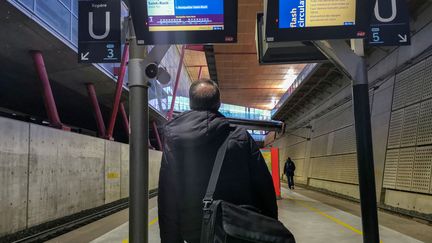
[[48, 188, 431, 243], [289, 187, 432, 243]]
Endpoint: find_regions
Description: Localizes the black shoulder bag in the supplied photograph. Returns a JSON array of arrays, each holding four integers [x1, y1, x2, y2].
[[200, 134, 296, 243]]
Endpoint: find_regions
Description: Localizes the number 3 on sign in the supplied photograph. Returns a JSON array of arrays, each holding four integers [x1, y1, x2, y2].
[[106, 44, 115, 59]]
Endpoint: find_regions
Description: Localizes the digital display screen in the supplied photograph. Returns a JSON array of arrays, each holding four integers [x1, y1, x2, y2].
[[147, 0, 224, 32], [279, 0, 356, 29]]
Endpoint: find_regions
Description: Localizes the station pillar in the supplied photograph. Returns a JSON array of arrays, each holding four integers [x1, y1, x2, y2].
[[31, 50, 70, 131], [314, 39, 380, 243], [106, 44, 129, 140], [271, 148, 281, 199], [128, 17, 170, 243], [119, 102, 130, 136], [86, 83, 106, 138]]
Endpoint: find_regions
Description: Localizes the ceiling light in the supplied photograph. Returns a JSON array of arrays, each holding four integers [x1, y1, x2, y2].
[[279, 68, 297, 90], [266, 97, 278, 110]]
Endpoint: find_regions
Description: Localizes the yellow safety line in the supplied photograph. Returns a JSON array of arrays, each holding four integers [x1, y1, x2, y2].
[[286, 196, 383, 243], [121, 217, 158, 243], [149, 217, 159, 226]]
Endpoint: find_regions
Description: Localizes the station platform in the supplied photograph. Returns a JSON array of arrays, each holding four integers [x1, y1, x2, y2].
[[49, 187, 431, 243]]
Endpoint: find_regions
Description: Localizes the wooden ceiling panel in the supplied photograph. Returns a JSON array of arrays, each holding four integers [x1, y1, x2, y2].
[[214, 0, 306, 110], [182, 0, 307, 110], [184, 50, 207, 66], [187, 67, 210, 81]]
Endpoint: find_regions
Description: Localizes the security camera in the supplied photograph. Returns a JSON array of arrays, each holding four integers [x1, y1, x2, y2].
[[145, 63, 158, 79]]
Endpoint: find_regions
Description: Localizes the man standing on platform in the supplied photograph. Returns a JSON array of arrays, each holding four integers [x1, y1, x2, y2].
[[158, 79, 277, 243], [284, 157, 296, 189]]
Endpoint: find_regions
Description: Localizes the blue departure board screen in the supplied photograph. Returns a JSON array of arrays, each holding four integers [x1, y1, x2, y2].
[[147, 0, 224, 32]]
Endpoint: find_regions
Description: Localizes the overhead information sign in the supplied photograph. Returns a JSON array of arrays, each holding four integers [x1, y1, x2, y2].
[[369, 0, 411, 46], [78, 0, 121, 63], [256, 13, 327, 64], [266, 0, 370, 42], [147, 0, 224, 32], [128, 0, 237, 45], [279, 0, 356, 29]]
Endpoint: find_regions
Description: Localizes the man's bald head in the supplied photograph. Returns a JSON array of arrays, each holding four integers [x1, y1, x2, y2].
[[189, 79, 221, 111]]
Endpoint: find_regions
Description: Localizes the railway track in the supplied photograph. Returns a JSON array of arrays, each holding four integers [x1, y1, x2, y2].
[[2, 190, 158, 243]]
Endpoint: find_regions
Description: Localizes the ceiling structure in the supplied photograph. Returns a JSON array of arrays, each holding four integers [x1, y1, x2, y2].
[[183, 0, 306, 110], [183, 48, 211, 81], [182, 0, 429, 111]]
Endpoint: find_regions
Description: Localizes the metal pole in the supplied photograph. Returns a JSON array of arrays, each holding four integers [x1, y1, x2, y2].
[[351, 41, 380, 243], [167, 45, 186, 121], [128, 19, 149, 243], [107, 43, 130, 139], [313, 40, 380, 243], [86, 83, 107, 138]]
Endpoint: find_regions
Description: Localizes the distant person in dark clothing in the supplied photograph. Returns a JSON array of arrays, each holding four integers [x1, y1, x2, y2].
[[284, 157, 296, 189], [158, 79, 278, 243]]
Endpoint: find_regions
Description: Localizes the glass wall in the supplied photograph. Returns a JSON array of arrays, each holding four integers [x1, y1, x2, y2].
[[12, 0, 78, 48], [248, 130, 268, 142], [149, 95, 271, 121]]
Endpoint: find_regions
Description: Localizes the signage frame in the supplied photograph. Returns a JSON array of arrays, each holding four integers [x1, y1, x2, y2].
[[368, 0, 411, 46], [256, 13, 328, 64], [129, 0, 238, 45], [78, 0, 121, 63], [265, 0, 372, 42]]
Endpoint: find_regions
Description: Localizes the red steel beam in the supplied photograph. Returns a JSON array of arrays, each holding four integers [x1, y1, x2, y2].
[[198, 66, 203, 80], [30, 51, 70, 131], [86, 83, 106, 138], [167, 45, 186, 121], [119, 102, 130, 136], [106, 43, 129, 139], [152, 121, 163, 151], [185, 45, 204, 52]]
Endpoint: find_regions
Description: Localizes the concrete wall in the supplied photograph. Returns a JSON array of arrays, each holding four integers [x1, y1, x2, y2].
[[0, 118, 29, 235], [0, 116, 162, 236], [120, 143, 130, 198], [105, 141, 121, 204], [268, 4, 432, 216], [27, 124, 106, 226]]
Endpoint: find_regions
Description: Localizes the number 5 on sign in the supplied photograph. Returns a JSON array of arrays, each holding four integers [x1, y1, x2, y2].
[[371, 28, 381, 43]]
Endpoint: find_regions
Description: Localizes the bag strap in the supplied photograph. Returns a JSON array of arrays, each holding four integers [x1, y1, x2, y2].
[[202, 132, 231, 208]]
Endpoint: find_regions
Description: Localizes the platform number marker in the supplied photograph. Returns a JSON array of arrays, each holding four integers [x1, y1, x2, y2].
[[78, 0, 121, 63], [369, 0, 411, 46]]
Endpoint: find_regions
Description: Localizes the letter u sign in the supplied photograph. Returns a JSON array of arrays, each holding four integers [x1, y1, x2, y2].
[[375, 0, 397, 23], [89, 12, 111, 40]]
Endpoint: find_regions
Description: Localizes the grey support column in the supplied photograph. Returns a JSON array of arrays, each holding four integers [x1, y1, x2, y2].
[[314, 39, 380, 243], [351, 56, 380, 243], [128, 18, 149, 243], [127, 15, 170, 241]]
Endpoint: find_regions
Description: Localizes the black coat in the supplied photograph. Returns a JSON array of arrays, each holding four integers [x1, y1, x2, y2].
[[284, 160, 296, 176], [158, 110, 278, 243]]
